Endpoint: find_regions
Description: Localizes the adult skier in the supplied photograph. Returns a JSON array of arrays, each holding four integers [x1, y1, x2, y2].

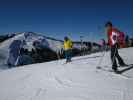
[[105, 21, 127, 73], [64, 36, 73, 63]]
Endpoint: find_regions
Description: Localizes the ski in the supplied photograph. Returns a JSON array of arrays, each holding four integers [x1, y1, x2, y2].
[[119, 64, 131, 67], [96, 66, 132, 79]]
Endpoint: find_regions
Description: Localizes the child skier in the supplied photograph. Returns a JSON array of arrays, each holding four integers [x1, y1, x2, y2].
[[64, 36, 73, 63], [105, 21, 127, 73]]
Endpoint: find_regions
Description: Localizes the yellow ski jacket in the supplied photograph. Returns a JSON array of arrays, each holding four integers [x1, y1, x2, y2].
[[64, 39, 73, 50]]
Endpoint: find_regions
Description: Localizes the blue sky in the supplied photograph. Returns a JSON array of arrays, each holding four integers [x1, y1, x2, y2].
[[0, 0, 133, 42]]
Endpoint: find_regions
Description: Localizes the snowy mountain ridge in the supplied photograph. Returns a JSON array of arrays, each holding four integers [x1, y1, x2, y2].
[[0, 32, 64, 67]]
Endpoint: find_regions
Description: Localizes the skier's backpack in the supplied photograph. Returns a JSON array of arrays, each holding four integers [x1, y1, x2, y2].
[[117, 31, 125, 48]]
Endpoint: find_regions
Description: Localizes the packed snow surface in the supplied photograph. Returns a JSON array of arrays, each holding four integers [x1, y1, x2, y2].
[[0, 48, 133, 100]]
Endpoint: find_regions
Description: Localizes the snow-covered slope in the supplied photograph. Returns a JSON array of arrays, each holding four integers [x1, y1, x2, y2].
[[0, 47, 133, 100]]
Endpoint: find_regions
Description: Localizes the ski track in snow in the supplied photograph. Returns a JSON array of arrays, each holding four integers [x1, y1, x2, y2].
[[0, 48, 133, 100]]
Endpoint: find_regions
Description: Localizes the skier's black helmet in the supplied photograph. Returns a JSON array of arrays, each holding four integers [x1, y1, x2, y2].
[[64, 36, 69, 41]]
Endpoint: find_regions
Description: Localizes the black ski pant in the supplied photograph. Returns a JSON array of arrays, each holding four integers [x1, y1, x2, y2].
[[111, 44, 125, 70]]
